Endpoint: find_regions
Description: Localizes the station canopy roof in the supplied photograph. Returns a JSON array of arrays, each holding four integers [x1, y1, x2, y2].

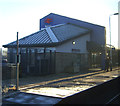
[[87, 41, 104, 52], [3, 23, 91, 48]]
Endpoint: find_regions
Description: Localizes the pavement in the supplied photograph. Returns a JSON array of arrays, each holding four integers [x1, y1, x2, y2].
[[2, 66, 120, 105]]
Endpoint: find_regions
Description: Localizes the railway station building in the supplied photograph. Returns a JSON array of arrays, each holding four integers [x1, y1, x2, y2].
[[3, 13, 106, 76]]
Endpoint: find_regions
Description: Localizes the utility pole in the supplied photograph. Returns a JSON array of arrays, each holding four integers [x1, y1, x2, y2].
[[16, 32, 19, 90]]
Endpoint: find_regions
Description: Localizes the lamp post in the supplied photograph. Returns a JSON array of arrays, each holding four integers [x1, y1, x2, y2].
[[109, 13, 119, 70]]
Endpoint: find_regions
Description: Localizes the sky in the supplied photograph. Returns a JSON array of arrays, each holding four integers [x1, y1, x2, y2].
[[0, 0, 119, 50]]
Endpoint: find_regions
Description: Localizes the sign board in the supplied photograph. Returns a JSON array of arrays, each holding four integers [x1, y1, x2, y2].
[[45, 18, 52, 24], [72, 49, 80, 53]]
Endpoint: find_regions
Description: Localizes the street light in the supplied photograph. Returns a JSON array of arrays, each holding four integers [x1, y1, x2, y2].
[[109, 12, 119, 70], [113, 13, 119, 15]]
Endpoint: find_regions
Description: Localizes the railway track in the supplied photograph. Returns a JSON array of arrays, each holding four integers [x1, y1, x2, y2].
[[2, 69, 120, 104]]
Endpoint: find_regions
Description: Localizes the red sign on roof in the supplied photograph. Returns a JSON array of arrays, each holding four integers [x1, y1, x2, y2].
[[45, 18, 52, 24]]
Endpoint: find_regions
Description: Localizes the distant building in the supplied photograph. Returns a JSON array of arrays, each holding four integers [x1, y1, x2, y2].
[[3, 13, 105, 76]]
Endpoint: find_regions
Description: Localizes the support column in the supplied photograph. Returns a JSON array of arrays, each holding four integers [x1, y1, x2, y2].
[[101, 50, 106, 70], [26, 48, 29, 73], [44, 48, 46, 59]]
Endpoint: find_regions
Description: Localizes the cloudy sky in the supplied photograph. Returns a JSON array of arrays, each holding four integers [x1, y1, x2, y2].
[[0, 0, 119, 49]]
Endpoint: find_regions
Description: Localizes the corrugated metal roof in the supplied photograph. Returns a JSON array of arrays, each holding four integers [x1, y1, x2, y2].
[[51, 23, 90, 42], [3, 23, 91, 48], [7, 29, 52, 46], [87, 41, 103, 52], [46, 27, 58, 42]]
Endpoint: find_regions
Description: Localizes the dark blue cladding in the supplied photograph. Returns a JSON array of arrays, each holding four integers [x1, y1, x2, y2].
[[40, 13, 106, 46]]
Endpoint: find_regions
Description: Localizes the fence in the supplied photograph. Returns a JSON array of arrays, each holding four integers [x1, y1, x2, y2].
[[55, 52, 89, 73]]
